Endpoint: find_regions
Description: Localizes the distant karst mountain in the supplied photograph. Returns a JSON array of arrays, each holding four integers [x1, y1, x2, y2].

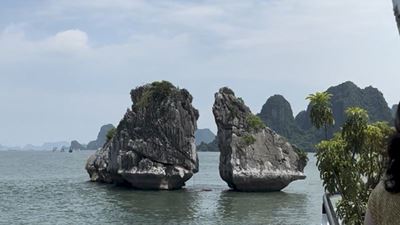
[[258, 95, 297, 139], [297, 81, 392, 132], [197, 138, 219, 152], [259, 81, 393, 152], [70, 140, 85, 150], [87, 124, 115, 150], [258, 95, 314, 151], [0, 141, 70, 151], [392, 104, 398, 119], [195, 128, 215, 145]]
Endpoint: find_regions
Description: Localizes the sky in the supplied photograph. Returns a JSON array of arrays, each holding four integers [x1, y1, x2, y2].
[[0, 0, 399, 146]]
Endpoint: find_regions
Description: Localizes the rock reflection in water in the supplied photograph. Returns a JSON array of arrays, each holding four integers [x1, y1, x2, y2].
[[216, 190, 309, 225], [101, 186, 200, 224]]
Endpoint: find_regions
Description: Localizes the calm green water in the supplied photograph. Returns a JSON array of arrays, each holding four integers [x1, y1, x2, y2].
[[0, 151, 323, 225]]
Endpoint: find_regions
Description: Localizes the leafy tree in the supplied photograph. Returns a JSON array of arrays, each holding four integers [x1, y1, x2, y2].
[[306, 92, 335, 139], [342, 107, 369, 158], [316, 107, 394, 225]]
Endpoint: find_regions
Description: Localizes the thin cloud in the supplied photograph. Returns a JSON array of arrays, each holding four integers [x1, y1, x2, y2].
[[46, 29, 89, 52]]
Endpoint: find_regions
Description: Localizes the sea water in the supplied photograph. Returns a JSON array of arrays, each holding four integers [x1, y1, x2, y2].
[[0, 151, 323, 225]]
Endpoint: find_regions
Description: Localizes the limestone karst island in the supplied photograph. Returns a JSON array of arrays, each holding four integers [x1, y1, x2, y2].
[[1, 1, 400, 225]]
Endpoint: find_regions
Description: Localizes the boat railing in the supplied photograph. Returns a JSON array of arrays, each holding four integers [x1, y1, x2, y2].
[[321, 193, 340, 225]]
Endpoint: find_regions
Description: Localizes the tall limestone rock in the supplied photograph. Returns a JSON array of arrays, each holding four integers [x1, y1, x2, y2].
[[87, 124, 115, 150], [258, 95, 315, 152], [326, 81, 392, 131], [86, 81, 199, 190], [258, 95, 297, 139], [213, 87, 307, 192], [294, 110, 309, 131]]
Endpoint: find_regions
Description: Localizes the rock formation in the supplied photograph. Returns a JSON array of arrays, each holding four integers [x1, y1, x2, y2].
[[260, 81, 393, 152], [213, 87, 307, 191], [86, 81, 199, 190], [194, 128, 216, 145], [392, 104, 398, 119], [197, 138, 219, 152], [87, 124, 115, 150], [258, 95, 314, 153], [394, 0, 400, 33], [258, 95, 297, 139], [70, 140, 85, 150]]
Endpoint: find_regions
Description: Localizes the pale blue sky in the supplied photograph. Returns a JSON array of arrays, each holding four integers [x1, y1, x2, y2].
[[0, 0, 399, 146]]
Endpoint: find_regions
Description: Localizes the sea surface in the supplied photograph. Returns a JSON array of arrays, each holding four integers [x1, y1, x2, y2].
[[0, 151, 323, 225]]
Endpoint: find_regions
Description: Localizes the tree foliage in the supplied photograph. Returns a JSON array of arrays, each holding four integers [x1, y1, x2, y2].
[[306, 91, 335, 139], [342, 107, 369, 157], [315, 107, 394, 225]]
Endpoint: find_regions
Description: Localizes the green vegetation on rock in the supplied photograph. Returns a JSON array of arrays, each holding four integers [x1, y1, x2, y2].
[[106, 127, 116, 142], [246, 114, 265, 132], [237, 97, 245, 104], [136, 80, 175, 108], [241, 134, 256, 146], [293, 146, 308, 164]]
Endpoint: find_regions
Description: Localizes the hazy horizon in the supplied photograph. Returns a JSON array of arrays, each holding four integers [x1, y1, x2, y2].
[[1, 0, 399, 146]]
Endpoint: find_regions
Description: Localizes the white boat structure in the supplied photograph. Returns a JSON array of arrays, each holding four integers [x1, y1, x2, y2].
[[321, 194, 341, 225]]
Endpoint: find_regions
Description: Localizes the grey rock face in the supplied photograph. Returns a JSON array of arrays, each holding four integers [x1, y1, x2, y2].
[[258, 94, 300, 139], [213, 87, 307, 192], [70, 140, 85, 150], [87, 124, 115, 150], [195, 128, 216, 145], [394, 0, 400, 33], [392, 104, 398, 119], [86, 81, 199, 190]]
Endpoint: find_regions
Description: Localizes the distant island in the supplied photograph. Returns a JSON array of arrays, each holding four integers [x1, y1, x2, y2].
[[0, 124, 115, 151], [0, 141, 69, 151], [70, 124, 115, 151], [194, 129, 215, 146]]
